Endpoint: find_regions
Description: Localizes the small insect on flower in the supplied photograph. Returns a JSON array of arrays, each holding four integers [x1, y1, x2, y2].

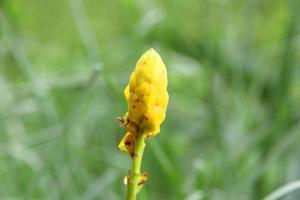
[[118, 48, 169, 157]]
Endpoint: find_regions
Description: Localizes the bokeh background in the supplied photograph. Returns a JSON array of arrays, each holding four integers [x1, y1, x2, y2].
[[1, 0, 300, 199]]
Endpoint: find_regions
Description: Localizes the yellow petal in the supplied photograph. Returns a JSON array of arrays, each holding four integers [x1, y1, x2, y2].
[[137, 172, 148, 192], [118, 132, 136, 157], [124, 85, 130, 101]]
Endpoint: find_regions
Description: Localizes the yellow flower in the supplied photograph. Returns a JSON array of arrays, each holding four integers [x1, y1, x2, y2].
[[118, 48, 169, 156]]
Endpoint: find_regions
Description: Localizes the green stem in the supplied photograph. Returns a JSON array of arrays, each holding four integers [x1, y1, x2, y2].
[[126, 132, 146, 200]]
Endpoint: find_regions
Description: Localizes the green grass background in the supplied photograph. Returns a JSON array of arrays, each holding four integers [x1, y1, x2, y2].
[[1, 0, 300, 199]]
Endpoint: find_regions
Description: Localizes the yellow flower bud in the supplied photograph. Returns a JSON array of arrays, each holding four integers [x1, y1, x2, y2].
[[118, 48, 169, 156], [126, 48, 169, 137]]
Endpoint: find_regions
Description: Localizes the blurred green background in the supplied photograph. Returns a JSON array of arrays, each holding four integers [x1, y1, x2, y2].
[[1, 0, 300, 199]]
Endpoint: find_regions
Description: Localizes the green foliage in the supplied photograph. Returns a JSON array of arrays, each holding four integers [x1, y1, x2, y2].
[[1, 0, 300, 199]]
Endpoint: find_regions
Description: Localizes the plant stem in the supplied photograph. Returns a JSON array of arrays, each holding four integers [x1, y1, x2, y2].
[[126, 132, 146, 200]]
